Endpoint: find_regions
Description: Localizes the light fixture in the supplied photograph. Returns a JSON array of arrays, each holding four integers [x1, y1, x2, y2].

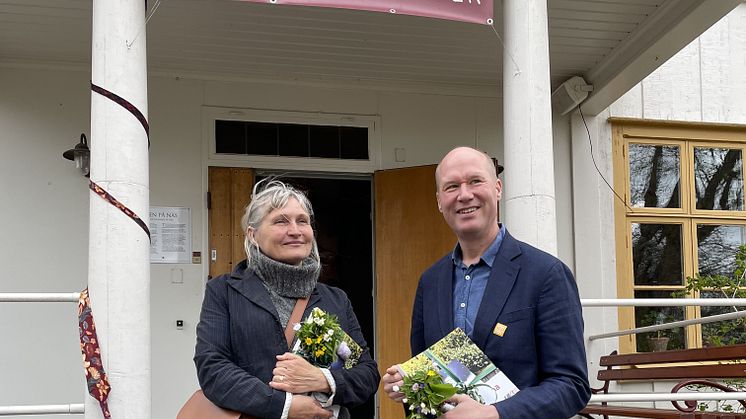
[[63, 133, 90, 177]]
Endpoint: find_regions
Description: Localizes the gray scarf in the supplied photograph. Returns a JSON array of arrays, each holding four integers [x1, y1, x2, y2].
[[248, 245, 320, 328]]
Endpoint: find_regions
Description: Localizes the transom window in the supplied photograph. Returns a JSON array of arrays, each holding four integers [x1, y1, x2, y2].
[[612, 119, 746, 353]]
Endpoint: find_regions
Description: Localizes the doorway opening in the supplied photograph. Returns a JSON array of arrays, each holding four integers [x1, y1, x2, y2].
[[257, 173, 375, 418]]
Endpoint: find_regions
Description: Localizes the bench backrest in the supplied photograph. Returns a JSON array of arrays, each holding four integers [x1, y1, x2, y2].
[[598, 344, 746, 382]]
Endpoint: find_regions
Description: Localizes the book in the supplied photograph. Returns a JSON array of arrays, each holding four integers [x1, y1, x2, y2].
[[398, 328, 519, 405]]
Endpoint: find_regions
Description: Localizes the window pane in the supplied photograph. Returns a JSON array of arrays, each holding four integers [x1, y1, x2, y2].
[[340, 127, 369, 159], [310, 125, 340, 158], [215, 120, 246, 154], [632, 223, 683, 285], [278, 124, 309, 157], [629, 144, 680, 208], [694, 147, 744, 210], [246, 122, 278, 156], [697, 224, 746, 277], [634, 290, 686, 352], [700, 291, 746, 347]]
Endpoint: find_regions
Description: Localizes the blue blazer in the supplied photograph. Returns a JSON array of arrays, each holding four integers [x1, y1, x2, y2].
[[194, 261, 380, 418], [410, 230, 591, 419]]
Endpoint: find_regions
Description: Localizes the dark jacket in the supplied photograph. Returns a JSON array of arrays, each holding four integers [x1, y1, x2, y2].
[[410, 230, 591, 419], [195, 261, 380, 418]]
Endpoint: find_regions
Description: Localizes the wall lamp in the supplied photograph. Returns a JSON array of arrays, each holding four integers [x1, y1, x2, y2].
[[63, 133, 90, 177]]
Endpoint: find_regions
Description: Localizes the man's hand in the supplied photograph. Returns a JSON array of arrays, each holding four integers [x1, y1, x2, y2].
[[440, 394, 499, 419], [381, 365, 405, 402], [270, 352, 330, 394], [287, 394, 333, 419]]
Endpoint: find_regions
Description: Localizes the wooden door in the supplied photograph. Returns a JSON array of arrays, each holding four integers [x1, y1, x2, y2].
[[375, 165, 455, 419], [208, 167, 254, 278]]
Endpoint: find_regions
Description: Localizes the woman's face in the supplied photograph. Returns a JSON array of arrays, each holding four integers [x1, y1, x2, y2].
[[250, 197, 314, 265]]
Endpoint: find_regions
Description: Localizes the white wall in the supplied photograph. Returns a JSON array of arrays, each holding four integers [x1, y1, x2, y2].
[[0, 67, 90, 414]]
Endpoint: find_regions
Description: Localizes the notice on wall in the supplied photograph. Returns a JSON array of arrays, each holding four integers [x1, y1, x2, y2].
[[150, 207, 192, 264]]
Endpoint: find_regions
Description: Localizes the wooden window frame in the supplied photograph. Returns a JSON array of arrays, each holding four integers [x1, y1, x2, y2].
[[611, 118, 746, 354]]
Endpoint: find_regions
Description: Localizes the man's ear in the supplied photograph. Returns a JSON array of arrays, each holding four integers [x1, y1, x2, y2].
[[436, 193, 443, 212], [495, 179, 503, 200]]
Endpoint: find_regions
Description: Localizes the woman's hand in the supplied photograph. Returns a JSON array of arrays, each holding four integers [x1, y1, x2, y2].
[[287, 394, 333, 419], [270, 352, 331, 394]]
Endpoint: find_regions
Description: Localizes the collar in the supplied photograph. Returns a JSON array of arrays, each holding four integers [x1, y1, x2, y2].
[[451, 223, 505, 268]]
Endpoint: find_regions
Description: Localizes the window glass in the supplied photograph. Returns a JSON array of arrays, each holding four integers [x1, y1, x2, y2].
[[632, 223, 683, 285], [246, 122, 278, 156], [629, 144, 680, 208], [697, 224, 746, 277], [694, 147, 744, 210], [634, 290, 686, 352], [215, 120, 246, 154]]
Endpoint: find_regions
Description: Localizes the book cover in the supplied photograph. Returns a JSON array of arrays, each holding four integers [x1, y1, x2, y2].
[[398, 328, 519, 405]]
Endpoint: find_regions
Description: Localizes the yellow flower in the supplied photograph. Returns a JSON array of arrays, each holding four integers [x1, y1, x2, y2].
[[314, 347, 326, 357], [316, 336, 323, 344], [305, 337, 313, 345], [427, 370, 436, 377]]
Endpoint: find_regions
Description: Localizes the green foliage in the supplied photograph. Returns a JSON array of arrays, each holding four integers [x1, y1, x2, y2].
[[401, 368, 457, 419], [672, 244, 746, 347]]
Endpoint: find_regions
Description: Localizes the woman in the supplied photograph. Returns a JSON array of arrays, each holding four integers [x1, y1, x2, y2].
[[195, 179, 379, 419]]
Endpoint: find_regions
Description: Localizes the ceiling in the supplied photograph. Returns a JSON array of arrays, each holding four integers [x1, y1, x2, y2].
[[0, 0, 740, 111]]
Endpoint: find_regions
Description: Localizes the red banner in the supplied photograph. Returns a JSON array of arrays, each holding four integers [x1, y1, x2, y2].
[[241, 0, 494, 25]]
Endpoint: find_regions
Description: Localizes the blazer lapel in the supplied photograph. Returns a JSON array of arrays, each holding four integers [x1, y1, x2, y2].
[[472, 232, 522, 348], [227, 269, 280, 321], [436, 258, 455, 337]]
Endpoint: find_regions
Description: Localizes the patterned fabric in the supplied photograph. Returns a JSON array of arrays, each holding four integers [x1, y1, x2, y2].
[[89, 181, 151, 240], [78, 288, 112, 419], [88, 81, 151, 241], [91, 82, 150, 142]]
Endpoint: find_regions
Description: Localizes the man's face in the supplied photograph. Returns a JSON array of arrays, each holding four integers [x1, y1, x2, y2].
[[436, 149, 502, 241]]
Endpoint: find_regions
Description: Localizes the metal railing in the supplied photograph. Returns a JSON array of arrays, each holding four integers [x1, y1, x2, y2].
[[0, 404, 84, 416], [581, 298, 746, 341], [582, 298, 746, 405], [0, 293, 84, 416], [0, 293, 80, 303]]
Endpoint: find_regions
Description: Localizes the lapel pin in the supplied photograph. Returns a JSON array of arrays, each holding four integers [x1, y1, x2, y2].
[[493, 322, 507, 337]]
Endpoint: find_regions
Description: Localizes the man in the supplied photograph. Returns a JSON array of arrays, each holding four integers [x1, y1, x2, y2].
[[382, 147, 590, 419]]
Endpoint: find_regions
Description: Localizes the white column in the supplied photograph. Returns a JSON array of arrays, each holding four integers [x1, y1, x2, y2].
[[502, 0, 557, 255], [88, 0, 150, 418]]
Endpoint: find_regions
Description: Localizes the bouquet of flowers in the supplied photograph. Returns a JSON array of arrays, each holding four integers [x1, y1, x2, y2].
[[399, 366, 457, 419], [292, 307, 362, 369], [397, 328, 519, 418]]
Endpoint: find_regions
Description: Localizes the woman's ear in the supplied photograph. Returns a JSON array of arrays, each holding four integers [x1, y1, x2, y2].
[[246, 227, 256, 243]]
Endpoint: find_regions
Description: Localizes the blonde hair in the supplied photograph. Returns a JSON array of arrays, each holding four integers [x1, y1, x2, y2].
[[240, 178, 320, 266]]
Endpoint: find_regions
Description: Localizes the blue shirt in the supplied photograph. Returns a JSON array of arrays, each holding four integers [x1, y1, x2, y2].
[[452, 226, 505, 337]]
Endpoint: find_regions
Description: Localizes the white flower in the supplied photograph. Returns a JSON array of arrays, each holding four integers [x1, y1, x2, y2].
[[392, 385, 400, 392], [420, 403, 426, 409], [314, 317, 325, 326], [305, 317, 313, 324], [292, 323, 301, 331], [402, 398, 408, 404]]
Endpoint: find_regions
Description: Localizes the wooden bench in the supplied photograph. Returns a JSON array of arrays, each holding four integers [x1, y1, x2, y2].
[[580, 344, 746, 418]]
